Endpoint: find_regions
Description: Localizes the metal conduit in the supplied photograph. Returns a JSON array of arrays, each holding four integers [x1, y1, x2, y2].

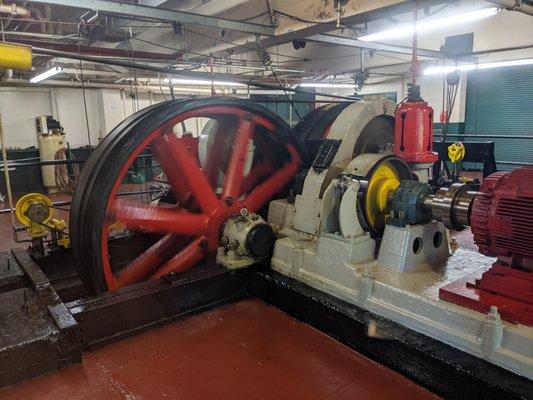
[[488, 0, 533, 16]]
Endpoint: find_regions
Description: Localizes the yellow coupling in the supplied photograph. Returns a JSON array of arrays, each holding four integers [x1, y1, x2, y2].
[[448, 142, 465, 164], [364, 161, 401, 232], [0, 42, 32, 70]]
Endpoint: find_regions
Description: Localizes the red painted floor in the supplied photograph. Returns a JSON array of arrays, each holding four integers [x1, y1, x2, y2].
[[0, 299, 438, 400]]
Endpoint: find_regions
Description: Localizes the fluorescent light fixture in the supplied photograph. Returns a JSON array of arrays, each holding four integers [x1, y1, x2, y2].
[[359, 7, 498, 42], [30, 66, 63, 83], [477, 58, 533, 69], [299, 83, 357, 88], [423, 58, 533, 75], [167, 78, 246, 87]]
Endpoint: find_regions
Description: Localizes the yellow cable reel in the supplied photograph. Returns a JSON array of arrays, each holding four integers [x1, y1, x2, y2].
[[448, 142, 465, 164], [15, 193, 70, 247], [15, 193, 53, 238], [364, 161, 401, 233]]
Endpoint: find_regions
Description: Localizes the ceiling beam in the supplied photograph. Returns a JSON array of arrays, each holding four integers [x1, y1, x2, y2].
[[198, 0, 447, 58], [26, 0, 275, 36], [307, 34, 442, 58]]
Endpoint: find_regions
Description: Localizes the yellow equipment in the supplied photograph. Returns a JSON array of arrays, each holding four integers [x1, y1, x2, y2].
[[448, 142, 465, 164], [364, 161, 401, 233], [15, 193, 69, 248], [0, 42, 32, 70]]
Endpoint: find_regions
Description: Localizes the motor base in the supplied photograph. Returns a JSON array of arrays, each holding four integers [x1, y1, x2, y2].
[[377, 222, 449, 273], [439, 264, 533, 326]]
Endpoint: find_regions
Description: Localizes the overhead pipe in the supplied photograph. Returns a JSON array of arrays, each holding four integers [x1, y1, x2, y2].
[[0, 30, 76, 40], [0, 3, 30, 17], [1, 78, 221, 94], [30, 46, 358, 100], [11, 38, 181, 60], [1, 1, 30, 30], [488, 0, 533, 16]]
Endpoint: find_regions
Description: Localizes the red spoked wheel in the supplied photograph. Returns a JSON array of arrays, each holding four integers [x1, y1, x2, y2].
[[70, 98, 303, 292]]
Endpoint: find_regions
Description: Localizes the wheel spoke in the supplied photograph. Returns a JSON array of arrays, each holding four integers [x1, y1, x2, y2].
[[252, 133, 277, 163], [115, 234, 180, 287], [241, 162, 273, 196], [204, 124, 227, 187], [222, 118, 253, 201], [153, 132, 194, 202], [155, 133, 221, 214], [112, 198, 207, 236], [242, 145, 301, 212], [150, 236, 206, 278]]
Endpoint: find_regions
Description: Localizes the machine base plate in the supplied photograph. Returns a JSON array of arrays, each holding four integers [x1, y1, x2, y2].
[[250, 268, 533, 400], [439, 264, 533, 326]]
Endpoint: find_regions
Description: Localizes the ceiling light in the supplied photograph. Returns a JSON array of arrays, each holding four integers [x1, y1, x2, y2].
[[423, 58, 533, 75], [298, 83, 357, 89], [168, 78, 246, 87], [423, 65, 476, 75], [30, 66, 63, 83], [477, 58, 533, 69], [359, 7, 498, 42]]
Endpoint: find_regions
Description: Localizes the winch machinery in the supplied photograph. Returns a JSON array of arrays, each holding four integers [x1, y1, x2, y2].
[[69, 94, 533, 379]]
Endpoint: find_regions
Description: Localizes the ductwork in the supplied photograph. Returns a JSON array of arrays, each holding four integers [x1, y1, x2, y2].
[[489, 0, 533, 16]]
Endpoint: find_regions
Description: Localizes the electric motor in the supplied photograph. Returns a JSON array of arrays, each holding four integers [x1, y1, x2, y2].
[[470, 167, 533, 271]]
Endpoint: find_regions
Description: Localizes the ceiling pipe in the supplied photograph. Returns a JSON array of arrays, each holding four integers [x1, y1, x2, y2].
[[31, 46, 359, 100], [0, 3, 30, 17], [0, 78, 232, 95], [14, 39, 301, 77], [0, 30, 77, 40], [11, 39, 182, 60], [488, 0, 533, 16]]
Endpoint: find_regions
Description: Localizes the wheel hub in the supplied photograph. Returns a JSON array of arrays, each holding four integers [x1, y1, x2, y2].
[[219, 208, 275, 269]]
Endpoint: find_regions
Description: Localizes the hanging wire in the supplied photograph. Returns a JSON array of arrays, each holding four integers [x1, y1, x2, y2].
[[157, 72, 168, 101], [0, 19, 5, 42], [168, 72, 175, 100], [126, 24, 140, 112], [182, 28, 308, 61], [256, 41, 304, 122], [77, 19, 92, 147], [54, 147, 79, 193]]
